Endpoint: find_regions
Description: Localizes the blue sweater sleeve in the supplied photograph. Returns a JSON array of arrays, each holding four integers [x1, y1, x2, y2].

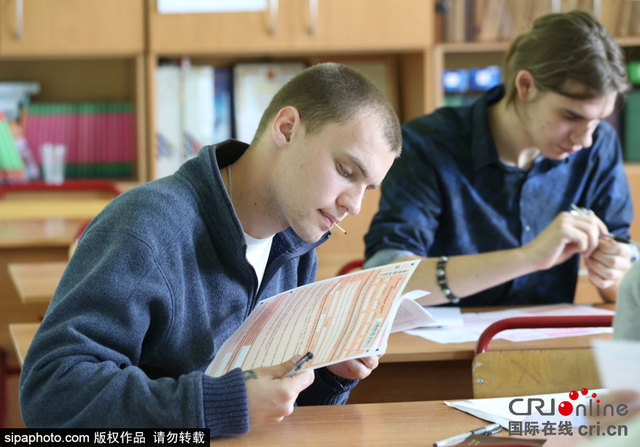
[[202, 370, 249, 435], [19, 229, 250, 433]]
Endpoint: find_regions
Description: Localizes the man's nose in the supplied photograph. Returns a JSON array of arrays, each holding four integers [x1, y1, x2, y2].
[[570, 123, 595, 149], [339, 186, 366, 216]]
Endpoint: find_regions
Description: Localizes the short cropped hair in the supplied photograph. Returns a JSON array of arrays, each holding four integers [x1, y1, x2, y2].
[[253, 62, 402, 155], [503, 10, 629, 104]]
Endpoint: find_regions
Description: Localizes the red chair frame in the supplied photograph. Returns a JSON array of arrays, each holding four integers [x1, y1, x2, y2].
[[337, 258, 364, 276], [474, 314, 614, 355]]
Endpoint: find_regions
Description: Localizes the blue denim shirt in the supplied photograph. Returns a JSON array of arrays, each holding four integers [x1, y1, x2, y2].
[[365, 85, 633, 306]]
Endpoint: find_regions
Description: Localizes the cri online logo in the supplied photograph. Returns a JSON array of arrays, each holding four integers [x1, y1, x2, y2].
[[558, 388, 599, 416], [509, 387, 628, 417]]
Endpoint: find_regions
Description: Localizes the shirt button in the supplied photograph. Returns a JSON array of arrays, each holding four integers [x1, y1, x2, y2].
[[524, 225, 531, 232]]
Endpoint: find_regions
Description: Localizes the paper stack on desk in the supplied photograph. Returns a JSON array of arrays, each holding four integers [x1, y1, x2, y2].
[[445, 390, 597, 430], [408, 304, 614, 344], [205, 260, 431, 377]]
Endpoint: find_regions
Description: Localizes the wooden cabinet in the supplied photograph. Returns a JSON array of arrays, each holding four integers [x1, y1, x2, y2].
[[0, 0, 144, 56], [149, 0, 431, 55], [287, 0, 431, 52], [148, 0, 291, 55]]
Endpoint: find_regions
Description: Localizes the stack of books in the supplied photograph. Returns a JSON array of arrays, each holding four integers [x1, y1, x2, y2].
[[25, 102, 136, 178]]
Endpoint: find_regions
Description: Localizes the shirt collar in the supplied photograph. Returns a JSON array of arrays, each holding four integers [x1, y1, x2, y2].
[[470, 85, 504, 170]]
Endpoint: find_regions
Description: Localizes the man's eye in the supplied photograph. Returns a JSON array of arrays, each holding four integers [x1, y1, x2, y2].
[[338, 164, 352, 178]]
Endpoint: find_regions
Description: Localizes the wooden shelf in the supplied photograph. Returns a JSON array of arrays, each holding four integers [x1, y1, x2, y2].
[[439, 41, 509, 53]]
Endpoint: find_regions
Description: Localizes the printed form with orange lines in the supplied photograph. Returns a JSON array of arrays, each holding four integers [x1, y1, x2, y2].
[[205, 260, 431, 377]]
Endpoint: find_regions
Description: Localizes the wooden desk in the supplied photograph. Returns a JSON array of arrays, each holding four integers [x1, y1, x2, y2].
[[215, 400, 579, 446], [0, 199, 110, 220], [14, 308, 613, 405], [348, 305, 614, 404], [8, 261, 67, 304], [9, 324, 623, 446], [0, 218, 84, 348], [8, 322, 39, 367]]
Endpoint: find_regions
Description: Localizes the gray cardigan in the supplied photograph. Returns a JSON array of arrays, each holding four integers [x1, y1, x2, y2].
[[20, 141, 356, 435]]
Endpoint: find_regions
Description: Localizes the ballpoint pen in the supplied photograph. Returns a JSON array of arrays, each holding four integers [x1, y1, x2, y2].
[[433, 423, 502, 447], [599, 232, 640, 246], [569, 204, 639, 246], [284, 351, 314, 377]]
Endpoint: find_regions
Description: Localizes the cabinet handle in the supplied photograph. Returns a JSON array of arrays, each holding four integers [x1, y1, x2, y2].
[[15, 0, 23, 41], [268, 0, 278, 35], [308, 0, 318, 36], [592, 0, 601, 21]]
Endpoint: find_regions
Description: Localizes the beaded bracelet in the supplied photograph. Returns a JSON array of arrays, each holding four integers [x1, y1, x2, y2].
[[436, 255, 460, 304]]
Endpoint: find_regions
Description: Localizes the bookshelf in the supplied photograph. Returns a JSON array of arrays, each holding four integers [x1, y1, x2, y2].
[[431, 0, 640, 108], [0, 0, 147, 183], [145, 0, 435, 179]]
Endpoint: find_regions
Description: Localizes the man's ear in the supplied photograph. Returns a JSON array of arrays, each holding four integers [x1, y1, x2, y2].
[[271, 106, 301, 148], [515, 70, 537, 101]]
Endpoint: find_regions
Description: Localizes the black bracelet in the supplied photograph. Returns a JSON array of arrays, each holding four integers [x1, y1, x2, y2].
[[436, 256, 460, 304]]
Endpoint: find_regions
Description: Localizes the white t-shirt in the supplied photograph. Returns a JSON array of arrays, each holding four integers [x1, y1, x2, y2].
[[244, 231, 273, 289]]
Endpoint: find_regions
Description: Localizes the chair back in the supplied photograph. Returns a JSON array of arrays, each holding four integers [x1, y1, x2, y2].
[[472, 315, 613, 398]]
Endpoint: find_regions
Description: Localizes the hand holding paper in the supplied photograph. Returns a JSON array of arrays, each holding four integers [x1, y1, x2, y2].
[[327, 354, 380, 380]]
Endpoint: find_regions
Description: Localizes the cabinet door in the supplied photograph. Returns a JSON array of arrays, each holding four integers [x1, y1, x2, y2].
[[0, 0, 144, 56], [289, 0, 432, 52], [148, 0, 292, 54]]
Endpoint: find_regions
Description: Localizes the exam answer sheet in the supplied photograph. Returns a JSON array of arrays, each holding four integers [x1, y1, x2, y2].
[[206, 260, 431, 377]]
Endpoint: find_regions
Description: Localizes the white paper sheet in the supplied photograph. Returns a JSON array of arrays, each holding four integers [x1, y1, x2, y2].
[[445, 390, 600, 429], [423, 306, 464, 327], [407, 304, 613, 344], [593, 339, 640, 403]]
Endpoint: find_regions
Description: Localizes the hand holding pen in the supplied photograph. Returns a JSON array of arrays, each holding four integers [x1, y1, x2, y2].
[[245, 354, 315, 426], [570, 204, 639, 246], [284, 351, 314, 377], [568, 204, 635, 294], [522, 202, 633, 274]]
